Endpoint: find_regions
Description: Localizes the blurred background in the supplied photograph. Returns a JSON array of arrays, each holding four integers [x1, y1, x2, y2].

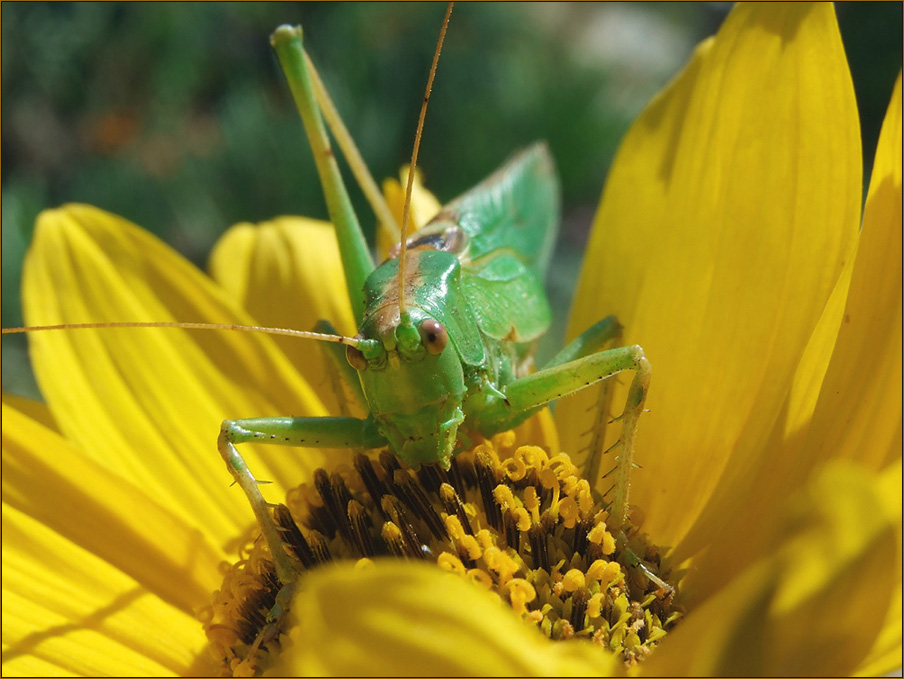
[[2, 2, 902, 398]]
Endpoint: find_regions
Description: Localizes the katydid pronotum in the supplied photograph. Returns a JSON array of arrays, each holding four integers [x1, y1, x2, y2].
[[3, 6, 665, 660]]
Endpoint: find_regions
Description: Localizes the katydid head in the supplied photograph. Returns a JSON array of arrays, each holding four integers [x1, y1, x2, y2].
[[350, 327, 465, 469], [346, 252, 468, 470]]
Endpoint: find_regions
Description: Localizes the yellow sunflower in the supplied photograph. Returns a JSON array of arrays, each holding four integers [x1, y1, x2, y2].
[[3, 3, 901, 676]]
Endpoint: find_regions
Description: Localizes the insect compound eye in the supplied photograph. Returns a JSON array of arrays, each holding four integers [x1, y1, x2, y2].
[[419, 318, 448, 355], [346, 334, 369, 371]]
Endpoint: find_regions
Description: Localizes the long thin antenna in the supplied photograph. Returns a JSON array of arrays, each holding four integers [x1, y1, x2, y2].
[[397, 2, 453, 317], [1, 322, 365, 347]]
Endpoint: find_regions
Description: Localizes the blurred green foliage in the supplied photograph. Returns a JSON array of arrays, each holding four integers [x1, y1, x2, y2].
[[2, 2, 901, 398]]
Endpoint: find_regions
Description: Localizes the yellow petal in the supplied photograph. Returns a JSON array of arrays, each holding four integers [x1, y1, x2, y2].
[[379, 167, 443, 260], [512, 407, 561, 455], [2, 402, 223, 609], [560, 3, 861, 549], [208, 216, 356, 337], [2, 405, 220, 675], [689, 72, 904, 602], [2, 504, 216, 677], [22, 204, 345, 547], [856, 460, 904, 677], [643, 461, 899, 676], [800, 71, 902, 470], [1, 393, 58, 432], [853, 459, 903, 676], [274, 561, 617, 676], [208, 216, 360, 415]]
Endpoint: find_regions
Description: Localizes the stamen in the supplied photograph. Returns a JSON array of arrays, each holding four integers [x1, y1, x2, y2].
[[203, 432, 682, 675]]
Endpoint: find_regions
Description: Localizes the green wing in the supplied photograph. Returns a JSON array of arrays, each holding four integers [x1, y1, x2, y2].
[[447, 142, 559, 277], [421, 143, 559, 344]]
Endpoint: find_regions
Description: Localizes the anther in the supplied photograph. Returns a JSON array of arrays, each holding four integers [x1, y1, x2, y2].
[[354, 452, 390, 520], [381, 521, 410, 558], [380, 495, 425, 559], [440, 483, 474, 537], [347, 500, 377, 557], [569, 587, 590, 630], [475, 451, 503, 531], [528, 522, 550, 573], [273, 505, 316, 569], [391, 469, 446, 539], [379, 449, 402, 477], [307, 530, 333, 564]]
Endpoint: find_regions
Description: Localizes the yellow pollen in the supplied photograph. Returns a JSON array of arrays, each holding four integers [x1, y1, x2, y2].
[[557, 496, 580, 528], [587, 520, 617, 555], [202, 430, 681, 675], [437, 552, 466, 575], [501, 455, 527, 481], [503, 578, 537, 615], [538, 466, 559, 490], [513, 507, 531, 532], [460, 533, 483, 561], [562, 568, 586, 592], [493, 483, 517, 509], [587, 558, 622, 587], [467, 567, 494, 589]]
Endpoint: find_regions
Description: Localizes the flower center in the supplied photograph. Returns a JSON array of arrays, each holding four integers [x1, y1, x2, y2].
[[200, 431, 681, 675]]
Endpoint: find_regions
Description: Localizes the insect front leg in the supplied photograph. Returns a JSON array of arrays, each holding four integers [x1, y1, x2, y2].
[[217, 416, 386, 660], [502, 344, 651, 530]]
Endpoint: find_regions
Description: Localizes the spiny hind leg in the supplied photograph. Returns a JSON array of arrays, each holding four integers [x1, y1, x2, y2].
[[543, 315, 622, 368], [501, 341, 663, 594], [542, 316, 623, 493], [502, 343, 651, 530], [547, 322, 668, 595]]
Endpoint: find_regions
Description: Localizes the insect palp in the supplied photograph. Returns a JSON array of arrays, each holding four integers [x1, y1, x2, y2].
[[346, 334, 369, 371]]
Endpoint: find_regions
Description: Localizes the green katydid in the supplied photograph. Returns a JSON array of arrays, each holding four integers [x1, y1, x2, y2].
[[213, 16, 654, 641], [2, 7, 659, 659]]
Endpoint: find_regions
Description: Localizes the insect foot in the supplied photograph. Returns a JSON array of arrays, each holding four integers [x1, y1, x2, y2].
[[199, 431, 682, 676]]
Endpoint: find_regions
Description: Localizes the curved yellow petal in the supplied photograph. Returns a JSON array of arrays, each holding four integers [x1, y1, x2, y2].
[[560, 3, 861, 549], [854, 459, 903, 676], [1, 393, 58, 432], [379, 167, 443, 260], [2, 403, 224, 608], [208, 216, 359, 415], [512, 407, 561, 455], [642, 461, 899, 676], [2, 504, 216, 677], [208, 216, 356, 337], [274, 561, 617, 677], [22, 204, 346, 548], [800, 71, 902, 471], [678, 71, 900, 594]]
